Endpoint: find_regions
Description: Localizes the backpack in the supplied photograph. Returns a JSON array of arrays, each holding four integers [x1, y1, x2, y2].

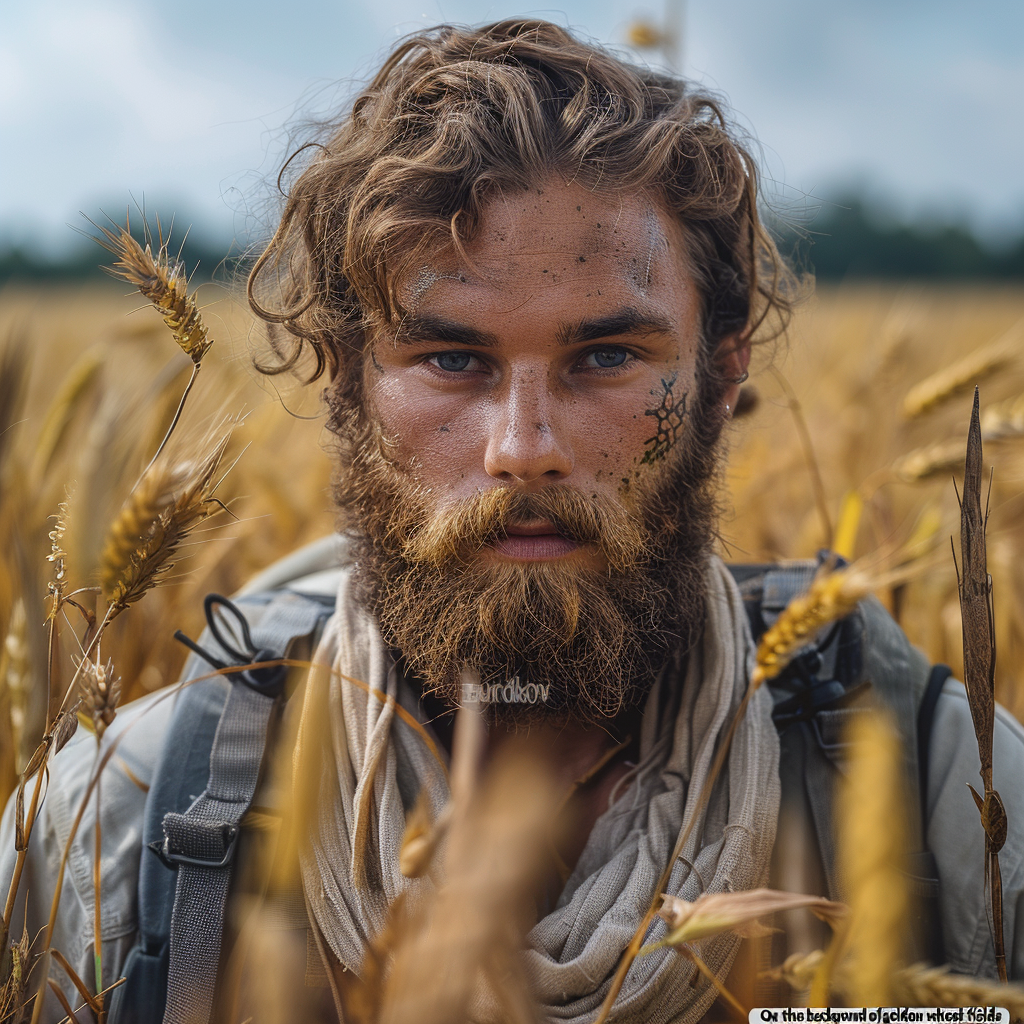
[[107, 557, 951, 1024]]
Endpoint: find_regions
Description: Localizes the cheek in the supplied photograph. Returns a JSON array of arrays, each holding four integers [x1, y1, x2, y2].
[[368, 373, 490, 482]]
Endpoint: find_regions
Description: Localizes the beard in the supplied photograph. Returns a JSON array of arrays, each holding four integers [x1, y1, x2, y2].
[[329, 377, 725, 724]]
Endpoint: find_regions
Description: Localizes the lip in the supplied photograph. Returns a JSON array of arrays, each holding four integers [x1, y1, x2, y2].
[[490, 520, 580, 561]]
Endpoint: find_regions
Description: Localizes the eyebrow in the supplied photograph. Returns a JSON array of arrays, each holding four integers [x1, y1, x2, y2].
[[556, 307, 675, 346], [394, 314, 500, 347], [391, 306, 675, 348]]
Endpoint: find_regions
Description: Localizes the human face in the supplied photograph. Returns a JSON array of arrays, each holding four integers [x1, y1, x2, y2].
[[365, 179, 743, 566]]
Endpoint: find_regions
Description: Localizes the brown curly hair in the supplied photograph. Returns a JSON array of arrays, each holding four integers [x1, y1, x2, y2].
[[247, 19, 794, 406]]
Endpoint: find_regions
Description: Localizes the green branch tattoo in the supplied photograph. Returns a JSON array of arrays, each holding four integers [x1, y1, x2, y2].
[[641, 376, 688, 465]]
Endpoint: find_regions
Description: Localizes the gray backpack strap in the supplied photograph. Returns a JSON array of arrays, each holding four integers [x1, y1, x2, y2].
[[160, 591, 330, 1024], [734, 557, 944, 963]]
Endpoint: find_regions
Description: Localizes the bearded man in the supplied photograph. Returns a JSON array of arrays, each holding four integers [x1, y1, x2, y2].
[[4, 18, 1024, 1024]]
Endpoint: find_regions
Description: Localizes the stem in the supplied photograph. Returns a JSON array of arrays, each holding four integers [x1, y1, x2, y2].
[[991, 845, 1007, 984], [685, 947, 748, 1021], [30, 744, 113, 1024], [0, 750, 47, 950], [4, 605, 112, 982], [93, 764, 103, 996], [770, 366, 833, 549], [131, 362, 200, 492]]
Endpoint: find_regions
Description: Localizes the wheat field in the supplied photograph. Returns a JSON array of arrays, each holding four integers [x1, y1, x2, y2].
[[1, 279, 1023, 799], [1, 275, 1024, 1019]]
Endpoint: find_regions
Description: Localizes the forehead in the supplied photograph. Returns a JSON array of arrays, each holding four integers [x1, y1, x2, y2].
[[396, 179, 698, 319]]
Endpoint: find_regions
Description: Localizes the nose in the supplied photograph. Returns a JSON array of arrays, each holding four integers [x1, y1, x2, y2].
[[483, 371, 574, 484]]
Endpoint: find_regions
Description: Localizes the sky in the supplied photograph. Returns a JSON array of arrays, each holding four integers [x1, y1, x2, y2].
[[2, 0, 1022, 255]]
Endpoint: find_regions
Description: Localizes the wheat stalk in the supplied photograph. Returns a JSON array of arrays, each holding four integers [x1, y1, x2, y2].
[[902, 319, 1022, 419], [838, 710, 908, 1006], [955, 387, 1008, 982], [750, 565, 872, 688], [96, 223, 212, 364], [99, 431, 231, 615]]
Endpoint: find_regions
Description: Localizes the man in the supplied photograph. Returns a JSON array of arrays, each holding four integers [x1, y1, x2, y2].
[[4, 18, 1024, 1024]]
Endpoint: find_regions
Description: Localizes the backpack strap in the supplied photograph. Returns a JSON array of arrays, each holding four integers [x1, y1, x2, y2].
[[107, 588, 334, 1024], [729, 557, 946, 963]]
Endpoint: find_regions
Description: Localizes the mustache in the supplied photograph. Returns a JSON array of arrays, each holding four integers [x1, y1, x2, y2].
[[401, 485, 652, 572]]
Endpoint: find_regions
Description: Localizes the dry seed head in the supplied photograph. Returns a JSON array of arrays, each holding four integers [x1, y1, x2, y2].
[[901, 323, 1020, 419], [892, 963, 1024, 1015], [751, 566, 871, 687], [892, 441, 965, 483], [98, 224, 212, 364], [759, 949, 825, 991], [77, 654, 121, 739], [99, 465, 181, 601], [980, 391, 1024, 440], [2, 599, 29, 758], [761, 952, 1024, 1015], [46, 498, 71, 603], [0, 921, 32, 1022], [99, 432, 230, 613]]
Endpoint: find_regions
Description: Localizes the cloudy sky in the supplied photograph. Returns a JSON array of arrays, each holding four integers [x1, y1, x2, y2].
[[2, 0, 1022, 254]]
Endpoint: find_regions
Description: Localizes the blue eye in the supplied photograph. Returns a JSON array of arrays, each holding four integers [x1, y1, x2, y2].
[[433, 351, 473, 372], [589, 348, 629, 368]]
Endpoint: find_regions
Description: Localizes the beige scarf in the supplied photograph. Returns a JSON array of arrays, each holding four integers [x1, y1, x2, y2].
[[297, 555, 780, 1023]]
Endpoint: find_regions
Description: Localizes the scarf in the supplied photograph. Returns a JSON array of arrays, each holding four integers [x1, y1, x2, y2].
[[297, 555, 780, 1023]]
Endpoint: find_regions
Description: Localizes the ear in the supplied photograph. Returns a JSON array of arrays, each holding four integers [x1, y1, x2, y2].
[[714, 331, 752, 419]]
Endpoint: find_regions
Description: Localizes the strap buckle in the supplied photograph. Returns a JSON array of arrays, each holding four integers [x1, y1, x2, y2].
[[154, 817, 240, 869]]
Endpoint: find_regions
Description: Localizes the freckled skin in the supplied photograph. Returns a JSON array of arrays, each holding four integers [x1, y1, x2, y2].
[[367, 178, 750, 515]]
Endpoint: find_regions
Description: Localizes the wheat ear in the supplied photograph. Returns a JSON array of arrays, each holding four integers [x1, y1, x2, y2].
[[77, 655, 121, 740], [751, 566, 871, 687], [99, 431, 230, 614], [902, 319, 1022, 419], [763, 953, 1024, 1015], [96, 223, 212, 364], [980, 391, 1024, 440]]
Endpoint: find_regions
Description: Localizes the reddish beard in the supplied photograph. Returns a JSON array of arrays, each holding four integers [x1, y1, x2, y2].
[[330, 389, 724, 723]]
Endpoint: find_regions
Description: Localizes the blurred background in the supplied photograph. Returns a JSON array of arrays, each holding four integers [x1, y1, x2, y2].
[[1, 0, 1023, 791], [2, 0, 1023, 280]]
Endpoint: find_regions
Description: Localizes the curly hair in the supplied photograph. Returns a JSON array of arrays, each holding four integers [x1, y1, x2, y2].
[[247, 19, 795, 405]]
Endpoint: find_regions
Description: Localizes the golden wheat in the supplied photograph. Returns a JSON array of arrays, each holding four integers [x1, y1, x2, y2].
[[751, 565, 872, 687], [894, 962, 1024, 1014], [99, 431, 231, 613], [76, 655, 121, 739], [97, 224, 213, 364], [981, 392, 1024, 440], [892, 441, 966, 483], [764, 951, 1024, 1014], [839, 710, 909, 1006], [901, 319, 1023, 419], [1, 601, 29, 767], [98, 467, 180, 601]]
